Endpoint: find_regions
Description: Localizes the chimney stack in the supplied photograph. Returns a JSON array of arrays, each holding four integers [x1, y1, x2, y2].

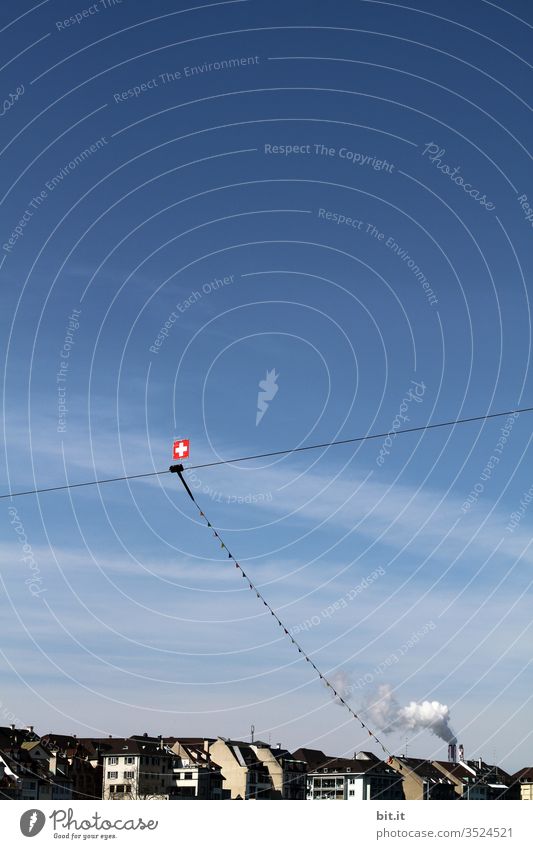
[[458, 743, 464, 761], [448, 743, 457, 762]]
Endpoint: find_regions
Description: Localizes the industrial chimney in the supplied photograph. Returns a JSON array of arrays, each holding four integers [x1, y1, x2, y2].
[[448, 743, 457, 762], [458, 743, 465, 761]]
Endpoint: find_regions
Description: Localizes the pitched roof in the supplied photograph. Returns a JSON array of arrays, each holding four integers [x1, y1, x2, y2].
[[209, 740, 271, 777], [41, 734, 81, 752], [75, 739, 117, 759], [433, 761, 475, 782], [0, 727, 37, 750], [225, 742, 264, 768], [356, 751, 379, 761], [101, 737, 169, 757], [166, 737, 215, 745], [292, 747, 327, 769], [21, 741, 49, 755], [311, 756, 393, 775], [463, 760, 513, 785], [394, 757, 454, 783], [513, 767, 533, 783], [170, 740, 220, 771]]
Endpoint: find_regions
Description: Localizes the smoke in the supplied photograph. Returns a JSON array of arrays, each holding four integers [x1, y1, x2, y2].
[[397, 699, 456, 744], [328, 670, 353, 705], [365, 683, 398, 729], [365, 684, 457, 745], [327, 674, 457, 746]]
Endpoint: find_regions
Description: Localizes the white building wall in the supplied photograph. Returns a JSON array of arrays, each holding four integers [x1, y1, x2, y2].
[[347, 776, 364, 800]]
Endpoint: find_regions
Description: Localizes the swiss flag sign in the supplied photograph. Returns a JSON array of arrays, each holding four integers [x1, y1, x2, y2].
[[173, 439, 190, 460]]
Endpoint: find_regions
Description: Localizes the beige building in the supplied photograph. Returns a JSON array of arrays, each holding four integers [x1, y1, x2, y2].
[[207, 738, 295, 799], [387, 757, 455, 800], [251, 743, 307, 799], [207, 739, 273, 799]]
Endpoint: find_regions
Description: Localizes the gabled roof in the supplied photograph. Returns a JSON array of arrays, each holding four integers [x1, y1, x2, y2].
[[166, 737, 215, 746], [513, 767, 533, 783], [462, 760, 513, 785], [170, 740, 220, 771], [394, 757, 454, 784], [433, 761, 475, 782], [292, 748, 327, 770], [41, 734, 81, 752], [101, 737, 169, 757], [356, 751, 379, 762], [273, 749, 304, 764], [0, 727, 38, 750], [311, 756, 393, 776]]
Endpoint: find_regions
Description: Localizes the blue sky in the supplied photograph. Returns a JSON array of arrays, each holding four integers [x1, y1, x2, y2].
[[1, 0, 533, 770]]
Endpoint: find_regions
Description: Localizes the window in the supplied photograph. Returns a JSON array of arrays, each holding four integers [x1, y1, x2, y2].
[[124, 771, 135, 780], [108, 757, 118, 765], [174, 786, 195, 798], [107, 771, 118, 780], [184, 772, 193, 780], [125, 756, 134, 764]]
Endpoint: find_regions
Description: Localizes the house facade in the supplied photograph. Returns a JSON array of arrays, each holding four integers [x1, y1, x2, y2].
[[307, 752, 404, 801], [251, 743, 307, 800], [167, 739, 227, 799], [387, 757, 456, 800], [102, 735, 171, 800], [206, 739, 275, 799]]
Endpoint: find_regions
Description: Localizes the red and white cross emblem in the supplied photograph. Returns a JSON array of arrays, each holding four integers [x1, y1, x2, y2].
[[172, 439, 190, 460]]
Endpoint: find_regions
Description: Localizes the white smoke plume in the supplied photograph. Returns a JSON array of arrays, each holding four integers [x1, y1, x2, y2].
[[365, 684, 457, 745], [328, 670, 353, 704], [397, 699, 456, 744]]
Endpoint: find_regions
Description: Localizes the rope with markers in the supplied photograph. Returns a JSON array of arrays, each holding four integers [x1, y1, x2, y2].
[[170, 463, 400, 766]]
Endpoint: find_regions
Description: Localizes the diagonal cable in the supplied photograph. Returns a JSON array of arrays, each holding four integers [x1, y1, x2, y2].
[[170, 463, 395, 762]]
